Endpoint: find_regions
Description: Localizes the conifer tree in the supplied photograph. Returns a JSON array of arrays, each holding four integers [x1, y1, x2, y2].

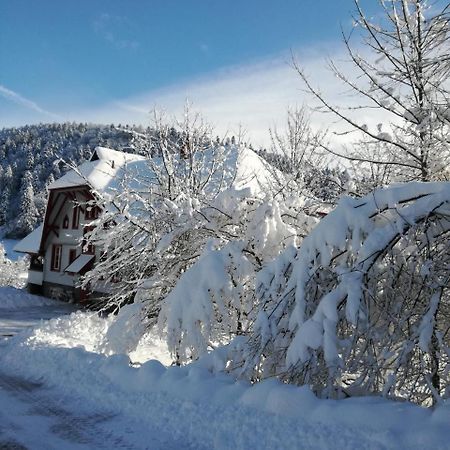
[[15, 171, 38, 236], [0, 188, 10, 225]]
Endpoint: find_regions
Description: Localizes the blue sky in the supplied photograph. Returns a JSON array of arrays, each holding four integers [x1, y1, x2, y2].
[[0, 0, 378, 144]]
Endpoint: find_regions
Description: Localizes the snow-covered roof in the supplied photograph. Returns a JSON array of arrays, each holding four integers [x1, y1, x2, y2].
[[64, 254, 95, 274], [48, 147, 146, 192], [13, 224, 43, 254], [48, 145, 277, 197], [16, 147, 278, 256], [232, 147, 278, 194]]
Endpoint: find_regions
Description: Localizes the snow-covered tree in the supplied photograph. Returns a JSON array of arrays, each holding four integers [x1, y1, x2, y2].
[[260, 106, 350, 203], [268, 106, 325, 182], [157, 194, 319, 364], [81, 108, 320, 362], [159, 241, 256, 363], [14, 171, 39, 236], [295, 0, 450, 183], [227, 182, 450, 406], [81, 107, 229, 310], [0, 187, 10, 226]]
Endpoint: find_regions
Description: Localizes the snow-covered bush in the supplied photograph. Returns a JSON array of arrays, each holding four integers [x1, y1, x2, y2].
[[227, 182, 450, 406], [0, 243, 28, 288], [81, 108, 229, 311], [159, 241, 255, 362], [157, 195, 318, 364], [84, 149, 319, 360]]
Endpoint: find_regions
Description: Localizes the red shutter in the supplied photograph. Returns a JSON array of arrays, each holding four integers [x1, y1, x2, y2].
[[69, 249, 77, 265], [72, 206, 80, 229]]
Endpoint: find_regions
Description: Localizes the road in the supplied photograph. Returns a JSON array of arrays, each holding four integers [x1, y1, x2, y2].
[[0, 369, 184, 450], [0, 304, 76, 338], [0, 300, 188, 450]]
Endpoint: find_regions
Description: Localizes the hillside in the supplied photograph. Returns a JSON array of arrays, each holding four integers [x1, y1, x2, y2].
[[0, 123, 151, 238]]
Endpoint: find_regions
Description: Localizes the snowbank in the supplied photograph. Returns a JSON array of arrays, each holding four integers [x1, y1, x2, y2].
[[14, 308, 173, 365], [0, 287, 57, 309], [0, 317, 448, 450]]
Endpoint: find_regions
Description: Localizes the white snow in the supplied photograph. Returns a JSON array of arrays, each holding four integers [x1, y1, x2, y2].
[[64, 253, 94, 273], [1, 238, 24, 261], [229, 146, 279, 195], [0, 287, 56, 310], [48, 147, 146, 192], [0, 287, 76, 338], [47, 145, 274, 199], [0, 317, 449, 449], [0, 286, 449, 449], [13, 223, 43, 254]]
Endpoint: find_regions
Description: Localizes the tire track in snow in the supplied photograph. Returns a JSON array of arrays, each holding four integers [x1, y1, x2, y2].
[[0, 372, 172, 449]]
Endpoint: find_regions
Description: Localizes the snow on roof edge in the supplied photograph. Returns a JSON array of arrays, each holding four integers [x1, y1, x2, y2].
[[13, 224, 43, 254], [48, 147, 146, 191], [64, 254, 95, 273], [91, 146, 145, 163]]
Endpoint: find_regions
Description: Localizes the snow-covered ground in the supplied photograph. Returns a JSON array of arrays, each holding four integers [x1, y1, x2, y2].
[[0, 287, 76, 337], [1, 238, 23, 261], [0, 287, 449, 449]]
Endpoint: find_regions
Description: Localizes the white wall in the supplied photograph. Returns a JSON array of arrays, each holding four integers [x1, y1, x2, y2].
[[43, 190, 98, 287]]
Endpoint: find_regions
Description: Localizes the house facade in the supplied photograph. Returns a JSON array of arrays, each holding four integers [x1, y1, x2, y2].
[[15, 147, 145, 303]]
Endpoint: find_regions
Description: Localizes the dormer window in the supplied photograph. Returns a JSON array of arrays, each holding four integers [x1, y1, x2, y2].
[[62, 215, 69, 229]]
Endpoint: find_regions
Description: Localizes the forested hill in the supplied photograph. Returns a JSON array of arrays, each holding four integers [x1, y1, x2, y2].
[[0, 123, 150, 238]]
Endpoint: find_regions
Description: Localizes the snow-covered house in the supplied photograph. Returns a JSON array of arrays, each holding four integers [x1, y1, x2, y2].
[[14, 145, 277, 303], [14, 147, 146, 302]]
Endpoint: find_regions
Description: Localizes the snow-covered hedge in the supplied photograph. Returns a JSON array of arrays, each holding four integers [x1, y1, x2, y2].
[[227, 182, 450, 406]]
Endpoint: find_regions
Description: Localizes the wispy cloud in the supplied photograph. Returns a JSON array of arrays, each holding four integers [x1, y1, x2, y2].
[[73, 52, 312, 146], [93, 13, 139, 50], [76, 44, 383, 148], [0, 84, 61, 120], [4, 41, 385, 149]]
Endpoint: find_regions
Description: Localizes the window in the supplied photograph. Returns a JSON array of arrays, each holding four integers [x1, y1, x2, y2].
[[62, 215, 69, 229], [72, 206, 80, 229], [51, 244, 62, 271], [30, 255, 43, 271], [85, 205, 98, 221], [69, 249, 77, 265]]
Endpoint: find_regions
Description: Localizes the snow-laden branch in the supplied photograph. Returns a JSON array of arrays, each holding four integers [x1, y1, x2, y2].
[[228, 182, 450, 406]]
